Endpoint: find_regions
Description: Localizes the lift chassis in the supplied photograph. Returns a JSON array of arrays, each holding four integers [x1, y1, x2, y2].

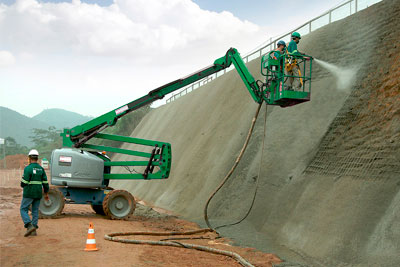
[[39, 48, 313, 219]]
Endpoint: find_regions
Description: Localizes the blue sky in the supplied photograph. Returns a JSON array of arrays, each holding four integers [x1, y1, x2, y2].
[[193, 0, 343, 26], [1, 0, 343, 26], [0, 0, 343, 117]]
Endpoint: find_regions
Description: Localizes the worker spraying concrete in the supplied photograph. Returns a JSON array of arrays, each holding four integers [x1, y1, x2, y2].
[[314, 58, 359, 91], [284, 30, 357, 92]]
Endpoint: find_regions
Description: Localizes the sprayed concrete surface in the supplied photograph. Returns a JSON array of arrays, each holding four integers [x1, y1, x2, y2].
[[112, 1, 400, 265]]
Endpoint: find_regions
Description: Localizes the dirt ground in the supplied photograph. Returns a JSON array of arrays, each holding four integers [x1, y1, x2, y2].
[[0, 169, 281, 267], [0, 155, 28, 170], [2, 2, 398, 266]]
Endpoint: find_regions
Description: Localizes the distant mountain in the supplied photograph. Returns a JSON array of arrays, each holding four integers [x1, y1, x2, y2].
[[0, 107, 93, 147], [0, 107, 50, 147], [33, 108, 93, 130]]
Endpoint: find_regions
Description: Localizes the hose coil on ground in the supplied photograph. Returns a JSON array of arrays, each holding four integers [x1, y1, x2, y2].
[[104, 229, 255, 267], [105, 102, 267, 267]]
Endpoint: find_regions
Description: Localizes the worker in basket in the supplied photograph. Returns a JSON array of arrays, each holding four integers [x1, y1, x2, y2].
[[271, 40, 286, 71], [286, 32, 307, 91], [271, 40, 286, 60]]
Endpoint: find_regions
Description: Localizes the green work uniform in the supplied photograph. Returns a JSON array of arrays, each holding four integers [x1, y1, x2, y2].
[[286, 40, 303, 90], [287, 40, 301, 55], [270, 50, 284, 72], [273, 50, 281, 59], [21, 163, 49, 199]]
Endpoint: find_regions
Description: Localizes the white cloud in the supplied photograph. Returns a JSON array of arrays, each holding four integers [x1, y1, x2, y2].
[[0, 51, 15, 67], [0, 0, 269, 117], [1, 0, 263, 58]]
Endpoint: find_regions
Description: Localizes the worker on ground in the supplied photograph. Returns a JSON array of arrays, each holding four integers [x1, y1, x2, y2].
[[286, 32, 304, 91], [20, 149, 49, 237]]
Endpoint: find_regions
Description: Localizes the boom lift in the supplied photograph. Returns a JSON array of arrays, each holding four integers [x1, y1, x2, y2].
[[39, 48, 313, 219]]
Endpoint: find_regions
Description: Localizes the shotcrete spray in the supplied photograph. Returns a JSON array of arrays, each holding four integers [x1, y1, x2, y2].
[[314, 59, 358, 91]]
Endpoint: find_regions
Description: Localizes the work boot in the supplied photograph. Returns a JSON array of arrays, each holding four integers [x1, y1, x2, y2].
[[31, 230, 37, 236], [24, 224, 35, 237]]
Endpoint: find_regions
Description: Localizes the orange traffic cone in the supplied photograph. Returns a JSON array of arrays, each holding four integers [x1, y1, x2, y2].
[[84, 222, 99, 251]]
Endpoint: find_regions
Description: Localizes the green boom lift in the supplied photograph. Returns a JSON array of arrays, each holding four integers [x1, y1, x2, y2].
[[39, 48, 313, 219]]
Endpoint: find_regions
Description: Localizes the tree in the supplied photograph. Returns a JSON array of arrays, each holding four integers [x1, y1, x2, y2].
[[0, 137, 29, 159], [27, 105, 152, 159], [29, 126, 62, 160]]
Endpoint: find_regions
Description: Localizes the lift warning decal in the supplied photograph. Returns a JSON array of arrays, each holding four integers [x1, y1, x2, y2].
[[59, 156, 72, 166], [59, 156, 72, 163], [59, 173, 72, 178], [115, 105, 128, 115]]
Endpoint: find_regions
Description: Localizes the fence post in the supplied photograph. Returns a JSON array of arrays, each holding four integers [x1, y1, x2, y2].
[[309, 22, 312, 33], [355, 0, 358, 12], [269, 37, 273, 51], [329, 10, 332, 23]]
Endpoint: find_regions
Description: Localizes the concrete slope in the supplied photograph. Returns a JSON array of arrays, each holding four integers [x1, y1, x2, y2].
[[111, 0, 400, 265]]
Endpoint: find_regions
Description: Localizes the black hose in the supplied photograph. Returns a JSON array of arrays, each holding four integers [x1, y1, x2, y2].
[[204, 102, 264, 231], [215, 103, 268, 230], [105, 101, 267, 267]]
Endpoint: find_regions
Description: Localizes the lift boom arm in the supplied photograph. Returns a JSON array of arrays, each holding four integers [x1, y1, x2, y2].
[[57, 48, 265, 181], [61, 48, 262, 148]]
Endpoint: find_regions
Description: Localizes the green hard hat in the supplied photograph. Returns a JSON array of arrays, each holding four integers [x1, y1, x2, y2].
[[291, 32, 301, 39]]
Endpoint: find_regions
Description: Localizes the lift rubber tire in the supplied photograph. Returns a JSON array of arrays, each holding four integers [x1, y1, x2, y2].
[[39, 187, 65, 218], [91, 204, 106, 215], [103, 190, 135, 220]]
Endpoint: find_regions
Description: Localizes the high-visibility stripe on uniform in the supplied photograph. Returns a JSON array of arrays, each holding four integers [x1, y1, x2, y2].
[[29, 181, 43, 185], [21, 180, 49, 185]]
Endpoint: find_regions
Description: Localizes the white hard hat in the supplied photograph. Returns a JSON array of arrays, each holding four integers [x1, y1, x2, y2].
[[28, 149, 39, 156]]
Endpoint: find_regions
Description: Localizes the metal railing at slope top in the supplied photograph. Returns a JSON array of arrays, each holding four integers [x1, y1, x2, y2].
[[166, 0, 382, 104]]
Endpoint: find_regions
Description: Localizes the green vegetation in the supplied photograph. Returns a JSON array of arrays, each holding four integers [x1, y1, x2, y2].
[[0, 106, 50, 147], [1, 105, 152, 160], [0, 106, 92, 147], [29, 126, 63, 160], [0, 137, 29, 160], [33, 108, 93, 129]]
